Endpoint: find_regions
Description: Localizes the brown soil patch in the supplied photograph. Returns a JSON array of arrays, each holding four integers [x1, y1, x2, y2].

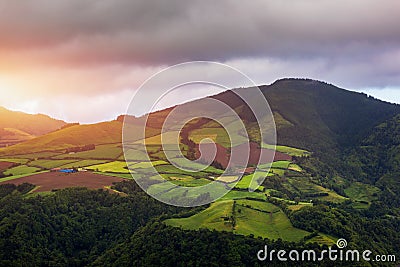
[[195, 142, 292, 169], [0, 161, 16, 172]]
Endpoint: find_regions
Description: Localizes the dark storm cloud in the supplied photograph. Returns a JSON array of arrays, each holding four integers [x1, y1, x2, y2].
[[1, 0, 399, 66], [1, 0, 400, 123]]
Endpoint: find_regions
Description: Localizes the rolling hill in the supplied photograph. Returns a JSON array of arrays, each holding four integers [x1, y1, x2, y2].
[[0, 121, 123, 155], [0, 107, 66, 147]]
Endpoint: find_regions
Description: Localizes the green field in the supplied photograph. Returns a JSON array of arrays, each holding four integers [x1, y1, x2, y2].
[[165, 199, 309, 241], [58, 159, 110, 168], [219, 190, 267, 201], [344, 182, 380, 204], [287, 177, 347, 203], [234, 171, 268, 191], [28, 159, 80, 169], [262, 144, 310, 157], [163, 174, 211, 187], [128, 160, 168, 169], [189, 127, 231, 147], [269, 168, 285, 176], [287, 202, 313, 211], [0, 158, 29, 164], [121, 148, 149, 161], [306, 234, 336, 246], [154, 164, 213, 179], [135, 131, 180, 145], [288, 163, 303, 172], [168, 158, 223, 174], [86, 161, 129, 173], [53, 144, 123, 160], [146, 182, 177, 196], [4, 165, 41, 176], [236, 201, 309, 241], [271, 160, 291, 169], [165, 200, 235, 232], [4, 152, 61, 159]]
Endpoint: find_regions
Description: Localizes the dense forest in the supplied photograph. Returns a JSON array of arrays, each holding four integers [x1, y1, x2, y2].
[[0, 180, 398, 266]]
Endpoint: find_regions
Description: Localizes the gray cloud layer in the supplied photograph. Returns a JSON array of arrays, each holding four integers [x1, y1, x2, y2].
[[0, 0, 399, 122], [1, 0, 399, 65]]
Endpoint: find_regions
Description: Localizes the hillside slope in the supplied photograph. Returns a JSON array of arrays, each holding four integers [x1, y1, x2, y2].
[[2, 79, 399, 158], [0, 107, 66, 146], [0, 121, 123, 155]]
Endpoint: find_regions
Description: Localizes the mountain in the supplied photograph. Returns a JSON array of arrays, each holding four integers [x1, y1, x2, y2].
[[213, 79, 399, 150], [0, 79, 399, 265], [2, 78, 399, 159], [0, 107, 66, 147]]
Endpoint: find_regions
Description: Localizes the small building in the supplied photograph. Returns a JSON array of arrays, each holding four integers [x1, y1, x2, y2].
[[59, 168, 77, 173]]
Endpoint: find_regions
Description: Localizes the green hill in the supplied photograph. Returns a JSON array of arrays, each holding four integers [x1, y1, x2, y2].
[[0, 107, 66, 136], [0, 121, 123, 156], [0, 107, 66, 147]]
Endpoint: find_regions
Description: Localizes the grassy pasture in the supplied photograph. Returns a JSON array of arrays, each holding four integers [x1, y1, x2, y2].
[[154, 165, 213, 179], [288, 163, 303, 172], [53, 144, 123, 160], [4, 165, 41, 176], [269, 168, 285, 176], [7, 152, 62, 159], [166, 199, 309, 241], [164, 175, 211, 187], [58, 160, 110, 168], [234, 171, 268, 191], [344, 182, 380, 203], [262, 144, 310, 157], [216, 175, 239, 183], [288, 177, 347, 203], [146, 182, 177, 196], [86, 161, 129, 173], [0, 158, 29, 164], [128, 160, 168, 169], [189, 127, 232, 147], [287, 202, 313, 211], [122, 149, 150, 161], [135, 131, 180, 145], [271, 160, 291, 169], [219, 190, 267, 201], [165, 200, 234, 232], [28, 159, 80, 169], [306, 234, 336, 246], [234, 201, 309, 241]]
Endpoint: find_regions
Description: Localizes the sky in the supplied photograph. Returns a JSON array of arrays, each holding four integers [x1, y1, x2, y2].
[[0, 0, 400, 123]]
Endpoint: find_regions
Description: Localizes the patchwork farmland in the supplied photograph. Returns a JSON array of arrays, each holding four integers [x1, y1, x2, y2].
[[0, 120, 352, 247]]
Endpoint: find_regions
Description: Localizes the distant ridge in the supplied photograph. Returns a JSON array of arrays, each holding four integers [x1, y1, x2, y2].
[[1, 78, 399, 156], [0, 107, 66, 147]]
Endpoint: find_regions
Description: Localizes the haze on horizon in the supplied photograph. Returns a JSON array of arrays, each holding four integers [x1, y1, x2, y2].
[[0, 0, 399, 123]]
